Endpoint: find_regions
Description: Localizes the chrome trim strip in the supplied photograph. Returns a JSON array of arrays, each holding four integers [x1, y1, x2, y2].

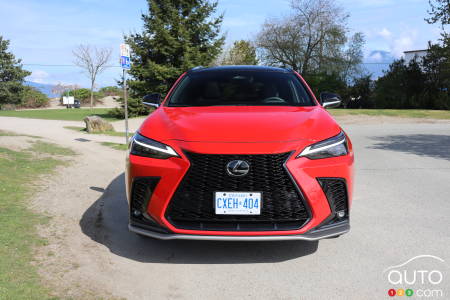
[[129, 222, 349, 241], [143, 102, 159, 108], [322, 100, 341, 108]]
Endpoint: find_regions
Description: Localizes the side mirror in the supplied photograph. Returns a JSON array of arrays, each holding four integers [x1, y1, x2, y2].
[[320, 92, 341, 109], [143, 93, 161, 108]]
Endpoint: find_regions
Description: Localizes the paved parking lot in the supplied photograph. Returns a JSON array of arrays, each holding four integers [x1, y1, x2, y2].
[[1, 117, 449, 299]]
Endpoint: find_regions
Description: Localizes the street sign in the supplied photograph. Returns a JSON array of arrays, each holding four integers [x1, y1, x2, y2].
[[120, 43, 131, 145], [120, 56, 131, 69], [120, 43, 130, 57], [120, 43, 131, 69]]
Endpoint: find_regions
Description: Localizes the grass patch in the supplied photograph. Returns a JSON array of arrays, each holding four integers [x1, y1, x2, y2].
[[30, 141, 77, 156], [329, 109, 450, 119], [100, 142, 128, 151], [0, 108, 117, 121], [64, 126, 133, 137], [0, 132, 74, 299]]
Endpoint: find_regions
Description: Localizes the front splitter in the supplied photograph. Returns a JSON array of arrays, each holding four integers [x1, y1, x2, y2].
[[129, 221, 349, 241]]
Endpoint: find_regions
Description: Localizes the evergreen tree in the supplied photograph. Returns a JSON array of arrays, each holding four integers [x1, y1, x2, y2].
[[0, 36, 31, 106], [125, 0, 225, 98], [426, 0, 450, 29], [373, 60, 427, 109], [422, 41, 450, 109]]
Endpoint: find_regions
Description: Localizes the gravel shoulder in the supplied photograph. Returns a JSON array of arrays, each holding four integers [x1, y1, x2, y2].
[[1, 115, 449, 299]]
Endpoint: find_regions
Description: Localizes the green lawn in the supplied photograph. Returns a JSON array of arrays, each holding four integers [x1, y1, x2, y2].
[[329, 109, 450, 119], [0, 108, 117, 121], [0, 132, 75, 299], [64, 126, 133, 137]]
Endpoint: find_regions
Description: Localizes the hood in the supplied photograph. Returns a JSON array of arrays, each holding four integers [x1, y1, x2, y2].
[[138, 106, 341, 143]]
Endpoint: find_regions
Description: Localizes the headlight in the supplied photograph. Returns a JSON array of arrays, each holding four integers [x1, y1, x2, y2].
[[297, 131, 348, 160], [130, 133, 179, 159]]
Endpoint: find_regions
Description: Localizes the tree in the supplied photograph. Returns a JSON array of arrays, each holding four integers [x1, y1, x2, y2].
[[125, 0, 225, 99], [20, 86, 49, 108], [219, 40, 259, 65], [256, 0, 362, 78], [424, 0, 450, 109], [99, 86, 122, 97], [426, 0, 450, 30], [373, 60, 427, 109], [0, 36, 31, 106], [422, 41, 450, 109], [346, 75, 374, 108], [73, 45, 112, 109]]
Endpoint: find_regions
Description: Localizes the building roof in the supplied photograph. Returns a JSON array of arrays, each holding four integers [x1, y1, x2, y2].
[[404, 49, 428, 54]]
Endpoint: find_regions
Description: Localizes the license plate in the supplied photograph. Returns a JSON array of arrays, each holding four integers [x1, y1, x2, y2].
[[214, 192, 262, 215]]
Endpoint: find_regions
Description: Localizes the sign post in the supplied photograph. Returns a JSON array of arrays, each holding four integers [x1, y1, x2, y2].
[[120, 44, 131, 145]]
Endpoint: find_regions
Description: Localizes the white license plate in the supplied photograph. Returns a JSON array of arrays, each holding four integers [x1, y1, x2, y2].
[[215, 192, 262, 215]]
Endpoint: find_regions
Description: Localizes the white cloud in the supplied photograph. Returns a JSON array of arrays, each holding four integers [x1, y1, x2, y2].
[[373, 26, 418, 58], [27, 70, 50, 84], [378, 28, 392, 39], [368, 52, 383, 62], [391, 31, 417, 57]]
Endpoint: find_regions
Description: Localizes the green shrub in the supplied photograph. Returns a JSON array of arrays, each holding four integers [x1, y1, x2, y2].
[[20, 87, 49, 108], [99, 86, 123, 97], [61, 88, 104, 105], [109, 97, 154, 119]]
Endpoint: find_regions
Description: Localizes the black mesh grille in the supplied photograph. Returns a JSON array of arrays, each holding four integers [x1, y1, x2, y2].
[[165, 151, 310, 231], [317, 178, 348, 224], [130, 177, 160, 223]]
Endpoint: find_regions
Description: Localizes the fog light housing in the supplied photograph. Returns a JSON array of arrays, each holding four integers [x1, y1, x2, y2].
[[130, 177, 160, 222], [337, 210, 346, 218]]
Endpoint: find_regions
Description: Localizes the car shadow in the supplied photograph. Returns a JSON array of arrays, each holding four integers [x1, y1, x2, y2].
[[80, 173, 319, 264], [370, 134, 450, 161]]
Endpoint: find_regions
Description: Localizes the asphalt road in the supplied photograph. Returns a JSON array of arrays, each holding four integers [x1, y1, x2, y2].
[[1, 117, 449, 299]]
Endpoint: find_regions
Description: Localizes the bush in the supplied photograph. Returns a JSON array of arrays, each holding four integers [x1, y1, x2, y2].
[[346, 75, 374, 108], [99, 86, 123, 97], [19, 87, 49, 108], [303, 72, 348, 101], [109, 97, 154, 119], [61, 88, 104, 105]]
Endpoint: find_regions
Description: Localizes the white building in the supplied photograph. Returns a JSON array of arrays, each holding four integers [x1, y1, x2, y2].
[[404, 49, 428, 65]]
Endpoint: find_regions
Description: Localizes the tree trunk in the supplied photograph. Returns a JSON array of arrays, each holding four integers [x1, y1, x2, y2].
[[90, 81, 94, 109]]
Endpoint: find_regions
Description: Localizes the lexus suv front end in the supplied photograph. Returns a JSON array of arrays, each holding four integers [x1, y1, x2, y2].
[[126, 66, 354, 240]]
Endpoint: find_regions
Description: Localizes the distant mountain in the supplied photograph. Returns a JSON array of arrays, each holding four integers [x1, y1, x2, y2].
[[362, 50, 396, 79], [24, 82, 59, 98]]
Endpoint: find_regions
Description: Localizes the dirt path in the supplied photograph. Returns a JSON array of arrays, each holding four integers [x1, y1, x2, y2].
[[0, 117, 127, 298]]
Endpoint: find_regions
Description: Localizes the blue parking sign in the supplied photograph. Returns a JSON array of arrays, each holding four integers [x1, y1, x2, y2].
[[120, 56, 131, 69]]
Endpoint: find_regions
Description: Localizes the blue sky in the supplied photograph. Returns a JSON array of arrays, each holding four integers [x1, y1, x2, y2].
[[0, 0, 443, 87]]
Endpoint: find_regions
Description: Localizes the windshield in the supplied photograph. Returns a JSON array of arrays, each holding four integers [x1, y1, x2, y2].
[[167, 70, 315, 107]]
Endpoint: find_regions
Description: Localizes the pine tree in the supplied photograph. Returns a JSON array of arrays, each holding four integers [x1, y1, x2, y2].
[[125, 0, 225, 98], [0, 36, 31, 106]]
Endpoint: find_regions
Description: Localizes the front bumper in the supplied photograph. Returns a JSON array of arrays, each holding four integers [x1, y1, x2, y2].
[[127, 139, 354, 237], [129, 220, 350, 241]]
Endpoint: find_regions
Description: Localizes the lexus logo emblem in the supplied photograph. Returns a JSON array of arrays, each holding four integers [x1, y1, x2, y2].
[[226, 160, 250, 177]]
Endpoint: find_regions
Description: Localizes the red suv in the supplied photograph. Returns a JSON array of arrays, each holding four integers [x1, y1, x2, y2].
[[126, 66, 354, 240]]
